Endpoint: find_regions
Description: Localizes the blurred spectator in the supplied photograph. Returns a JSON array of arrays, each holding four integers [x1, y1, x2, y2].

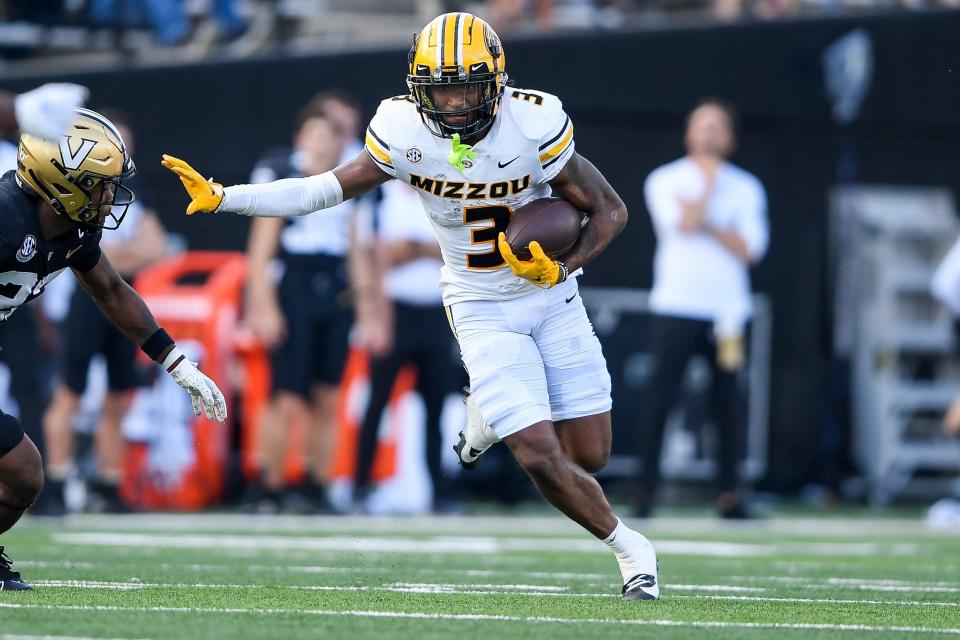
[[475, 0, 624, 32], [752, 0, 800, 20], [924, 236, 960, 528], [196, 0, 248, 39], [242, 96, 364, 514], [350, 181, 463, 514], [713, 0, 744, 21], [88, 0, 192, 46], [637, 98, 768, 519], [485, 0, 527, 30], [304, 90, 364, 159], [41, 109, 168, 514], [87, 0, 247, 47]]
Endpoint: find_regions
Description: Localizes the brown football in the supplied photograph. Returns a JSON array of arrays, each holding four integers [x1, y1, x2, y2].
[[505, 197, 584, 261]]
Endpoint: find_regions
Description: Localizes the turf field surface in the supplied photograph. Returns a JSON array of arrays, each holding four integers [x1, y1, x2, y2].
[[0, 512, 958, 639]]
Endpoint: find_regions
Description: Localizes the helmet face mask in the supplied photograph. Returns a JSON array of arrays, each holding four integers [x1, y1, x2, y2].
[[71, 162, 137, 230], [17, 108, 136, 231], [407, 13, 507, 140], [409, 72, 499, 138]]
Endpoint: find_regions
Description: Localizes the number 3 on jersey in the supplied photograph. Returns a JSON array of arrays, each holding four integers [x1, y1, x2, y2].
[[465, 205, 512, 270]]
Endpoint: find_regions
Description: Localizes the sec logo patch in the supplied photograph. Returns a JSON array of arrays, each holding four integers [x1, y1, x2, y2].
[[406, 147, 422, 163], [16, 235, 37, 263]]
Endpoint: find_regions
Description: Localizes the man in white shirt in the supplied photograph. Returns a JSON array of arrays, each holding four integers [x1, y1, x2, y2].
[[640, 98, 769, 519], [931, 237, 960, 436]]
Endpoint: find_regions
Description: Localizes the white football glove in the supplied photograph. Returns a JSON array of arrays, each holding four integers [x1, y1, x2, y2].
[[14, 83, 89, 140], [161, 347, 228, 423]]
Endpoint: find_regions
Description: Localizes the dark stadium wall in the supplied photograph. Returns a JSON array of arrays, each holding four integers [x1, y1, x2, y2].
[[5, 11, 960, 490]]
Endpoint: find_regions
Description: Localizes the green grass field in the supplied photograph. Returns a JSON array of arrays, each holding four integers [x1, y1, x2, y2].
[[0, 511, 958, 639]]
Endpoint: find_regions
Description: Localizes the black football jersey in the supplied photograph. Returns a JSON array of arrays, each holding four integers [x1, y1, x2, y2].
[[0, 171, 102, 321]]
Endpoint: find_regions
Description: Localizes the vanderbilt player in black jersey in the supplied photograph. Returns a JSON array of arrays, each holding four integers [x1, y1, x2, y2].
[[0, 108, 227, 590]]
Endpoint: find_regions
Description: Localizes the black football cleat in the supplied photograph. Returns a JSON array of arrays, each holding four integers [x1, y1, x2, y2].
[[453, 431, 484, 471], [0, 547, 32, 591], [453, 392, 498, 470], [622, 572, 659, 601]]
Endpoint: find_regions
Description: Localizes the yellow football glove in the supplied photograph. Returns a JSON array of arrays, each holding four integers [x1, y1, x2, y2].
[[497, 232, 567, 288], [161, 154, 224, 215]]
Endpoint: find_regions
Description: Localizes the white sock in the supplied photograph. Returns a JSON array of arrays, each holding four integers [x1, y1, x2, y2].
[[602, 517, 657, 583]]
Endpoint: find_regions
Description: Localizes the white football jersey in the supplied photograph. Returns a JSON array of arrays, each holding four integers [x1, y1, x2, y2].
[[364, 86, 577, 305]]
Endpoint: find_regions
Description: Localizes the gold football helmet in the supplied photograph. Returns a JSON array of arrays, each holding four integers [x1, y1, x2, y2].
[[16, 108, 135, 230], [407, 12, 508, 139]]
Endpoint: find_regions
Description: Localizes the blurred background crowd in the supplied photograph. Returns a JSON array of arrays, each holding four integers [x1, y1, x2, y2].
[[1, 0, 958, 68], [1, 0, 959, 524]]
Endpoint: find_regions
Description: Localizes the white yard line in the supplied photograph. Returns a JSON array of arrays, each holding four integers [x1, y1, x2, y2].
[[799, 584, 960, 594], [773, 560, 960, 575], [672, 594, 960, 607], [728, 576, 960, 587], [1, 636, 149, 640], [1, 602, 958, 635], [26, 558, 960, 595], [26, 559, 960, 593], [718, 576, 960, 594], [26, 580, 960, 607], [14, 562, 97, 570], [51, 532, 921, 558], [726, 580, 960, 594]]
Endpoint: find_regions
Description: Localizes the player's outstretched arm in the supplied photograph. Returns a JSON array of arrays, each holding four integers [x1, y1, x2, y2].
[[161, 151, 390, 217], [73, 254, 227, 423], [548, 153, 628, 273]]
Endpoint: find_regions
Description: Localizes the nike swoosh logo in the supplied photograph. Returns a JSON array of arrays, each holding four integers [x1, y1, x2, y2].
[[65, 245, 83, 260], [565, 294, 576, 304], [498, 156, 520, 168]]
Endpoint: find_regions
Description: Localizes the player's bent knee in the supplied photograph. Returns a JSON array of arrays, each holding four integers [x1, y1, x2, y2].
[[9, 468, 43, 506], [510, 437, 568, 482], [572, 448, 610, 474], [516, 450, 562, 479], [0, 433, 44, 507]]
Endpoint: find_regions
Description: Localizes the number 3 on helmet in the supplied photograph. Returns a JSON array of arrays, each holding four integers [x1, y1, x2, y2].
[[407, 12, 508, 140]]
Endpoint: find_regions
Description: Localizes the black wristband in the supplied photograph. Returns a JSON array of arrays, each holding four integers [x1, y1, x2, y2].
[[141, 328, 175, 362]]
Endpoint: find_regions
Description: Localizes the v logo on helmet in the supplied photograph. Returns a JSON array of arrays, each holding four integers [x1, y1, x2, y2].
[[59, 137, 96, 171]]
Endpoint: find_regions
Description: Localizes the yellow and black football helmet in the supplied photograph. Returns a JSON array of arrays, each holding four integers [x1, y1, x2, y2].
[[407, 12, 508, 139], [16, 108, 135, 230]]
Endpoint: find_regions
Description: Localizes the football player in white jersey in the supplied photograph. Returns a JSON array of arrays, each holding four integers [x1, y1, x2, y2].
[[163, 12, 659, 600]]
